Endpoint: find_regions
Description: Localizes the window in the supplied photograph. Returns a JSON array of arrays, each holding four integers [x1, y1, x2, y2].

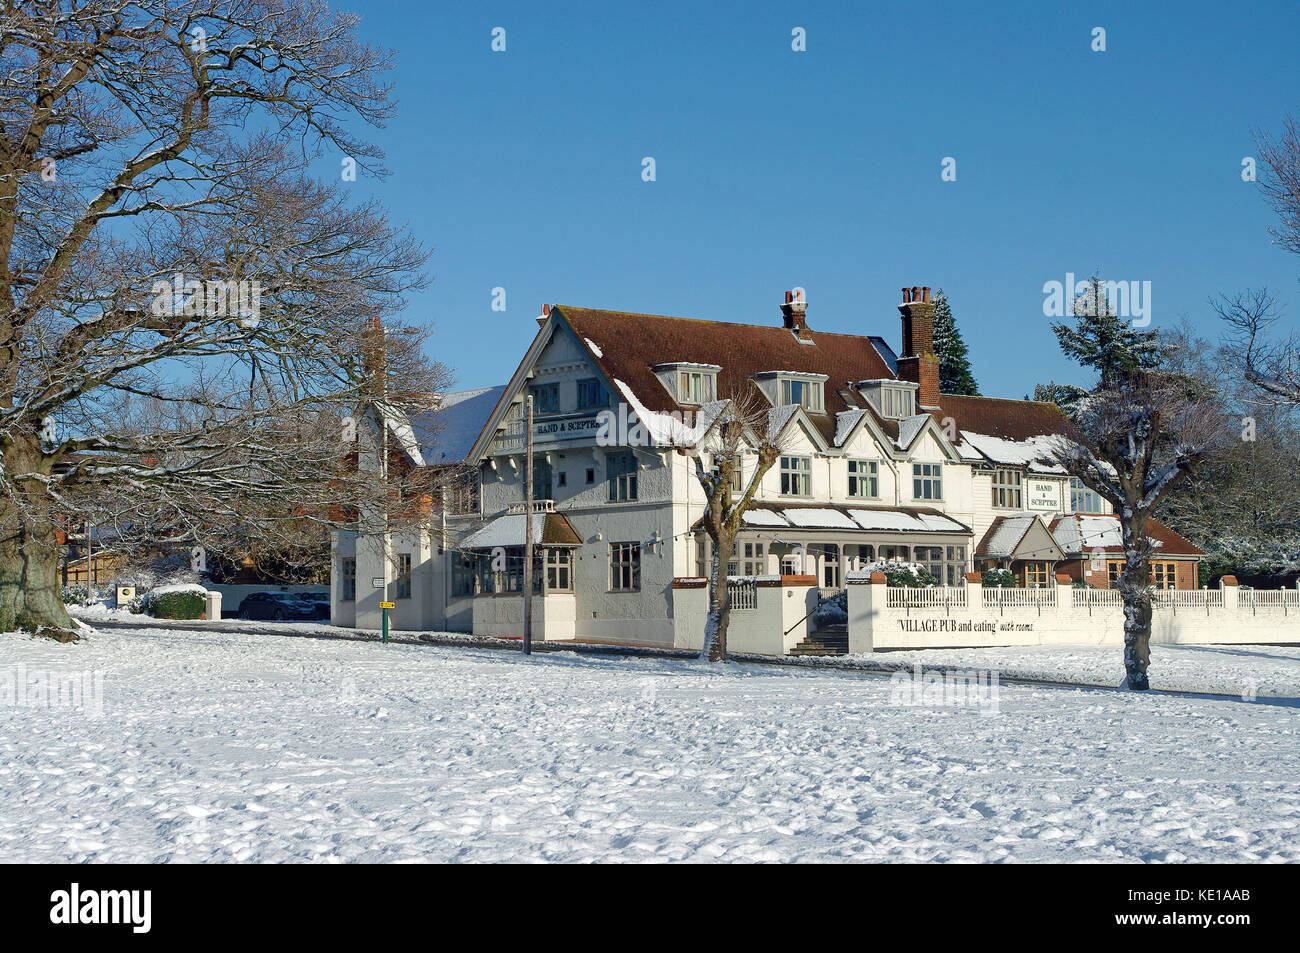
[[1152, 563, 1177, 589], [1022, 561, 1050, 588], [912, 463, 942, 500], [532, 458, 552, 500], [915, 546, 944, 582], [395, 553, 412, 599], [992, 469, 1023, 509], [696, 536, 708, 577], [341, 558, 356, 601], [607, 452, 638, 502], [585, 468, 595, 484], [1070, 477, 1103, 513], [610, 543, 641, 591], [848, 459, 878, 498], [557, 471, 567, 488], [880, 387, 914, 419], [780, 456, 811, 496], [781, 378, 823, 411], [1107, 561, 1122, 586], [944, 546, 967, 587], [452, 553, 477, 597], [576, 378, 606, 409], [729, 464, 744, 494], [679, 371, 715, 404], [530, 382, 559, 414], [545, 549, 572, 591], [443, 473, 479, 514], [741, 541, 765, 576]]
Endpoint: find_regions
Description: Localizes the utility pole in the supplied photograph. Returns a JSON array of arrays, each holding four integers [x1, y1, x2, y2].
[[523, 395, 534, 655]]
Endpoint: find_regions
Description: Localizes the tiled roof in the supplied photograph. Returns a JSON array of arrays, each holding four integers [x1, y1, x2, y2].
[[556, 305, 897, 446], [458, 511, 582, 549], [691, 502, 970, 536], [411, 386, 508, 464], [936, 394, 1083, 445]]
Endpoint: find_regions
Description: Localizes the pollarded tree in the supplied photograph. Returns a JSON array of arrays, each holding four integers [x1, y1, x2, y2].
[[675, 390, 782, 662], [1049, 278, 1227, 689], [931, 289, 979, 395], [0, 1, 446, 638]]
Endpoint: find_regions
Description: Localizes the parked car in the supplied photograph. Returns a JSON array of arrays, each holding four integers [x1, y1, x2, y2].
[[238, 592, 319, 622], [294, 592, 331, 620]]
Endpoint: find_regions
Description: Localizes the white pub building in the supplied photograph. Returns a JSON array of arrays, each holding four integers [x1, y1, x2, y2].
[[331, 286, 1201, 648]]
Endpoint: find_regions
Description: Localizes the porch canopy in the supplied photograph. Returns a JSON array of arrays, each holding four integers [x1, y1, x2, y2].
[[459, 510, 582, 550]]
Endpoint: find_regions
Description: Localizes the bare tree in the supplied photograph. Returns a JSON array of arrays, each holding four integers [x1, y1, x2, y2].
[[1051, 279, 1227, 689], [0, 1, 447, 638], [1254, 114, 1300, 257], [674, 390, 782, 662]]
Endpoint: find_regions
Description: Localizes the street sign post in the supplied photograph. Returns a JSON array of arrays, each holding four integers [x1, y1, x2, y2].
[[379, 601, 395, 643]]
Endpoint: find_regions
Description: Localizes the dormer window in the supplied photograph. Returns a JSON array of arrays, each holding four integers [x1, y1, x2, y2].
[[652, 363, 719, 406], [753, 371, 827, 413], [781, 378, 823, 412], [855, 380, 918, 420]]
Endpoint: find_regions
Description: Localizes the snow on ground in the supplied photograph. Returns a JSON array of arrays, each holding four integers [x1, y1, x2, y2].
[[2, 625, 1297, 863], [854, 644, 1300, 699]]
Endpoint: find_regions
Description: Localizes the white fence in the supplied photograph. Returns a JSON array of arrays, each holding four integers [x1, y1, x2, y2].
[[982, 587, 1057, 609], [886, 586, 968, 610], [727, 580, 758, 611]]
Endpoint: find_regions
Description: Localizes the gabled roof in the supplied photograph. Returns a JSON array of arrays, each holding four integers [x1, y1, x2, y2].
[[976, 514, 1066, 561], [556, 305, 896, 447], [459, 511, 582, 549]]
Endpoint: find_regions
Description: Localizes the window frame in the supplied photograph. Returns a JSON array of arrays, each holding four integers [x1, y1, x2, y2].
[[779, 455, 812, 497], [394, 553, 412, 600], [991, 468, 1023, 509], [606, 452, 638, 502], [847, 459, 879, 499], [912, 462, 942, 501], [609, 542, 641, 592], [341, 557, 356, 602]]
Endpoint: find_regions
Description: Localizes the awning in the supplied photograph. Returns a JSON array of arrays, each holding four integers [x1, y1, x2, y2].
[[459, 511, 582, 549]]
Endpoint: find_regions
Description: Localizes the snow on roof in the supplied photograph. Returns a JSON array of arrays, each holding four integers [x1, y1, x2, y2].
[[782, 508, 860, 530], [584, 337, 603, 358], [411, 386, 508, 464], [741, 509, 790, 527], [459, 513, 545, 549], [767, 404, 800, 439], [1052, 514, 1163, 554], [980, 514, 1038, 559], [834, 408, 867, 447], [612, 380, 722, 447], [960, 430, 1069, 473], [844, 509, 967, 534], [895, 414, 930, 450]]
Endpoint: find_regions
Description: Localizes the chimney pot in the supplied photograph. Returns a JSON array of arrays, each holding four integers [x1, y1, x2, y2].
[[922, 287, 930, 303], [785, 291, 793, 304], [542, 303, 550, 316]]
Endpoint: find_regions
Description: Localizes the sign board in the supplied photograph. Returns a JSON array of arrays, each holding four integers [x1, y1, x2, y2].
[[532, 413, 603, 442], [115, 586, 135, 607], [378, 601, 396, 610], [1026, 479, 1062, 512], [371, 577, 384, 589]]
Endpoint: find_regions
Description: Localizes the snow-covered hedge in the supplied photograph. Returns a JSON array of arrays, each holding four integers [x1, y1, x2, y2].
[[846, 561, 938, 588], [140, 583, 208, 619]]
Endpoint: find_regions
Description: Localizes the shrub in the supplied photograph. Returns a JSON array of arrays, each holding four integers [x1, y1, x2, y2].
[[143, 589, 206, 619], [60, 585, 91, 605], [982, 568, 1016, 588]]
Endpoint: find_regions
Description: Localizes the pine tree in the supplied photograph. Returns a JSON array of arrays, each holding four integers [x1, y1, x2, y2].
[[931, 289, 979, 395], [1052, 275, 1166, 387]]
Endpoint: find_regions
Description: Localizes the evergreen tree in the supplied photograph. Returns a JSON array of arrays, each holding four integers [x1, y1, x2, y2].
[[931, 289, 979, 395], [1052, 275, 1166, 386], [1027, 380, 1087, 413]]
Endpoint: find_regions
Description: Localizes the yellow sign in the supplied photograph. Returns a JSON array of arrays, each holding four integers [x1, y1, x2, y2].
[[379, 601, 396, 610]]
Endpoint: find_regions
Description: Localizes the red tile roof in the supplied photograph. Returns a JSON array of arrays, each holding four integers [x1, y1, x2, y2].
[[555, 305, 896, 445], [936, 394, 1084, 444]]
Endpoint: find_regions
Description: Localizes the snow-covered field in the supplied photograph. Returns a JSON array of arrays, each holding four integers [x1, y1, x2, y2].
[[2, 625, 1297, 862]]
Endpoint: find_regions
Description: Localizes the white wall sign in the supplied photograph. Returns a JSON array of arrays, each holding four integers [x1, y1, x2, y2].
[[1026, 479, 1062, 512]]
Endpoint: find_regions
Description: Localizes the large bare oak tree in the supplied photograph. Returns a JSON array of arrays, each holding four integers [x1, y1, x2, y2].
[[1, 1, 444, 637]]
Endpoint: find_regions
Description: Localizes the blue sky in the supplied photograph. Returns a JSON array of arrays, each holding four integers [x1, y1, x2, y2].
[[340, 0, 1300, 399]]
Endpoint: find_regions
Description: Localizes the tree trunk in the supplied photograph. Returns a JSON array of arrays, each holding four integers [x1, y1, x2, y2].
[[1117, 516, 1152, 690], [0, 442, 78, 640], [700, 533, 734, 662]]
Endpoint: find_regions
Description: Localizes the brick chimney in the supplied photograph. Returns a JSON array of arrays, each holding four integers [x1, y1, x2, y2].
[[897, 286, 940, 408], [780, 288, 813, 341]]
